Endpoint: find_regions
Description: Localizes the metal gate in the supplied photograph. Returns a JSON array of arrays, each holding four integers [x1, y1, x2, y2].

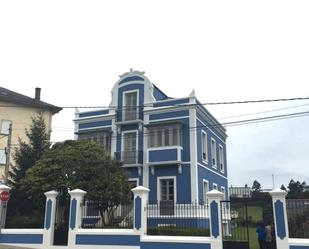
[[53, 193, 70, 245], [221, 200, 249, 249], [222, 193, 277, 249]]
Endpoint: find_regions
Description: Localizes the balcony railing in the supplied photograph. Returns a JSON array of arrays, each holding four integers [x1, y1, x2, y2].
[[116, 107, 142, 122], [114, 150, 143, 165]]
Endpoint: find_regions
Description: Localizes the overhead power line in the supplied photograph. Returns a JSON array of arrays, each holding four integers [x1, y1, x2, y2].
[[1, 96, 309, 109], [43, 109, 309, 138]]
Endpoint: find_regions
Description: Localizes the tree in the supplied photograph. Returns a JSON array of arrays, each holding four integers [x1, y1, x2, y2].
[[252, 180, 261, 192], [287, 180, 306, 194], [23, 140, 131, 226], [6, 114, 50, 226], [280, 184, 287, 191], [9, 114, 50, 186]]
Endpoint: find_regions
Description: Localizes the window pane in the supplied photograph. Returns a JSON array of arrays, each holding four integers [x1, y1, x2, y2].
[[149, 130, 155, 147], [157, 130, 162, 147], [0, 149, 6, 164], [172, 128, 178, 145], [1, 120, 11, 135], [148, 125, 182, 148], [164, 128, 169, 146]]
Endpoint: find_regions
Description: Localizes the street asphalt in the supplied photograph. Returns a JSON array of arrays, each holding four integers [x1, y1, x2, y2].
[[0, 246, 33, 249]]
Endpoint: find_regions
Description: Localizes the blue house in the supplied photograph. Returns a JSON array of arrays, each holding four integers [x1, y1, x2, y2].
[[74, 70, 228, 205]]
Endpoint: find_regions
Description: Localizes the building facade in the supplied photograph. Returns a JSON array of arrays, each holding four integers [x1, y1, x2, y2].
[[74, 71, 228, 203], [0, 87, 62, 182]]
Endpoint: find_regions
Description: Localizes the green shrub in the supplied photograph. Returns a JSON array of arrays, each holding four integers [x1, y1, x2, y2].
[[147, 226, 210, 236]]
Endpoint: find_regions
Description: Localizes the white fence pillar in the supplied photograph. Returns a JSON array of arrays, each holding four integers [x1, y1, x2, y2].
[[269, 188, 289, 249], [43, 190, 58, 247], [206, 189, 224, 249], [68, 189, 87, 247], [131, 186, 149, 235], [0, 184, 11, 228]]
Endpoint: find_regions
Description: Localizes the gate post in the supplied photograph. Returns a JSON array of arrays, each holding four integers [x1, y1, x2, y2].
[[206, 189, 224, 249], [0, 184, 11, 228], [269, 188, 289, 249], [68, 189, 87, 247], [43, 190, 59, 247], [131, 186, 150, 235]]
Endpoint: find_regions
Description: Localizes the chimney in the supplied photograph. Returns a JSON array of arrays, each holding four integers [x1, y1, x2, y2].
[[35, 87, 41, 102]]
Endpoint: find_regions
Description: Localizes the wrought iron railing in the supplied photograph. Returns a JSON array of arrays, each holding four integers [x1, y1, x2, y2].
[[114, 151, 143, 165], [116, 107, 142, 122], [81, 200, 134, 229], [286, 199, 309, 238], [146, 201, 210, 236]]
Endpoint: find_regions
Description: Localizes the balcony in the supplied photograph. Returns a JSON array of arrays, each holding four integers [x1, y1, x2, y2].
[[147, 146, 183, 165], [115, 107, 143, 123], [114, 150, 143, 166]]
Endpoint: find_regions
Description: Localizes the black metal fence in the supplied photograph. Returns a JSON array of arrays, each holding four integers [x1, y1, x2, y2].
[[286, 199, 309, 238], [81, 200, 134, 229], [146, 201, 210, 236]]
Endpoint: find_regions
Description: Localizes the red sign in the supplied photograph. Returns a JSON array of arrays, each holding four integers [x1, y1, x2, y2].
[[0, 191, 10, 202]]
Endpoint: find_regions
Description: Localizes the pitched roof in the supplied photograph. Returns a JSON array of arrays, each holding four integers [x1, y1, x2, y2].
[[0, 87, 62, 114]]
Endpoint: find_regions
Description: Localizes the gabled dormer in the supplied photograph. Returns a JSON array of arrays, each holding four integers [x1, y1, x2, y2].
[[110, 70, 165, 124]]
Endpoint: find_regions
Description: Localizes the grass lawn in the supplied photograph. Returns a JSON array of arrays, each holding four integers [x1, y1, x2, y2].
[[248, 226, 259, 249], [247, 206, 263, 223]]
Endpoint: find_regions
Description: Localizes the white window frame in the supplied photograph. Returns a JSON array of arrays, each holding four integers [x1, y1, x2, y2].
[[1, 120, 12, 135], [157, 176, 177, 203], [219, 144, 224, 173], [0, 149, 6, 165], [211, 138, 217, 169], [201, 130, 208, 163], [203, 179, 209, 203], [221, 186, 226, 200], [122, 90, 139, 121], [121, 130, 138, 164], [213, 183, 218, 190], [128, 178, 139, 187], [148, 124, 182, 148]]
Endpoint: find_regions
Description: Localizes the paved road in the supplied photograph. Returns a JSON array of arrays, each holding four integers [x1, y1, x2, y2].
[[0, 246, 33, 249]]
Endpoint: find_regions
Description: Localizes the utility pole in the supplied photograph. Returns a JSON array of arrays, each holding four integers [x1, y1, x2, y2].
[[272, 174, 275, 189], [4, 124, 12, 184]]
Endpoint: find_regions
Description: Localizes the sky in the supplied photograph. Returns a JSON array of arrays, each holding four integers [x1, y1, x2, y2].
[[0, 0, 309, 189]]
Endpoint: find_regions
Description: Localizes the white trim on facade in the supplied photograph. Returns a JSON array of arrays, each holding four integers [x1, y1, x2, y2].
[[189, 101, 198, 202], [120, 130, 139, 166], [157, 176, 177, 203], [220, 186, 226, 200], [219, 144, 225, 173], [147, 116, 189, 124], [74, 108, 79, 140], [213, 183, 218, 190], [203, 179, 209, 202], [128, 177, 139, 186], [122, 89, 139, 121], [201, 130, 208, 164], [197, 163, 227, 179], [143, 114, 150, 189], [196, 117, 226, 144], [211, 138, 217, 169], [77, 125, 112, 132], [74, 114, 115, 122]]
